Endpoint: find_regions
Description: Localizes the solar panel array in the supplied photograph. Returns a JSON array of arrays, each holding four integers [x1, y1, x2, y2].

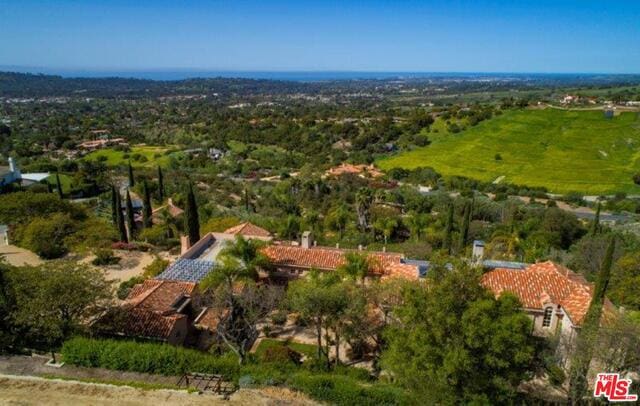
[[156, 258, 215, 282]]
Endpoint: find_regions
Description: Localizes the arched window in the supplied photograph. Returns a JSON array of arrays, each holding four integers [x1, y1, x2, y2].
[[542, 307, 553, 328]]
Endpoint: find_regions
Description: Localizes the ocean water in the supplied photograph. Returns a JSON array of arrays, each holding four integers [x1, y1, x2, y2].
[[0, 67, 566, 82]]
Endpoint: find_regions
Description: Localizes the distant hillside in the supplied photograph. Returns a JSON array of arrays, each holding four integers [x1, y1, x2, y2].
[[0, 71, 315, 98], [378, 109, 640, 194]]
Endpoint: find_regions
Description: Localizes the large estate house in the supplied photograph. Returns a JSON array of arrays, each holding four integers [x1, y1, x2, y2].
[[105, 222, 615, 354]]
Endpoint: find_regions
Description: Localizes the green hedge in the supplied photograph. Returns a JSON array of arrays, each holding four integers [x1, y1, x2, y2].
[[62, 337, 410, 405], [62, 337, 240, 378]]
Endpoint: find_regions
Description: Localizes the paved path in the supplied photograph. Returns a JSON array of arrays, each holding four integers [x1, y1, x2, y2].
[[0, 244, 42, 267]]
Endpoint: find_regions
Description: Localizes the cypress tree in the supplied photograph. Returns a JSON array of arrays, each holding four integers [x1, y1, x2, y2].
[[443, 204, 454, 255], [125, 189, 135, 240], [184, 183, 200, 245], [110, 184, 117, 225], [55, 172, 63, 199], [127, 162, 135, 187], [244, 186, 250, 213], [115, 190, 128, 243], [458, 201, 472, 253], [142, 180, 152, 228], [157, 166, 164, 201], [568, 236, 615, 403], [589, 202, 601, 236]]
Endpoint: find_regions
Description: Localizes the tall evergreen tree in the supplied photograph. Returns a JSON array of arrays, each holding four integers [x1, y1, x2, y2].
[[184, 183, 200, 245], [443, 204, 454, 255], [125, 189, 135, 240], [142, 180, 152, 228], [127, 162, 135, 187], [589, 202, 601, 236], [568, 236, 615, 404], [115, 190, 128, 243], [55, 173, 63, 199], [157, 166, 164, 201], [110, 184, 117, 225], [458, 201, 472, 253], [244, 186, 250, 213]]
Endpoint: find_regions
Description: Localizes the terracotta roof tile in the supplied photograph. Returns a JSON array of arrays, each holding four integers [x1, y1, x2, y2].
[[481, 261, 613, 326], [262, 244, 418, 279], [224, 222, 272, 237], [122, 279, 197, 339]]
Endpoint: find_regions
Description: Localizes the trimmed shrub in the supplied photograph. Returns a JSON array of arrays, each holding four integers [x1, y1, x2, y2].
[[92, 249, 120, 266], [62, 337, 240, 378]]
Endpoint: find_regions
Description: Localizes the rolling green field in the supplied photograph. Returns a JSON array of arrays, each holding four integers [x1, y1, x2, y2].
[[378, 109, 640, 194], [83, 145, 178, 167]]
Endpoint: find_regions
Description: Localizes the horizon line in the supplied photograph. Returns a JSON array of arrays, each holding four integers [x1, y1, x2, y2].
[[2, 66, 640, 77]]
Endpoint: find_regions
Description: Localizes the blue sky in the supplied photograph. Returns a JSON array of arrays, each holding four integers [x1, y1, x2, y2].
[[1, 0, 639, 73]]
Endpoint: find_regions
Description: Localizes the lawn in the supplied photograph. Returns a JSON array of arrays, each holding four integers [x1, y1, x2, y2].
[[45, 173, 73, 193], [378, 109, 640, 194], [83, 145, 178, 167]]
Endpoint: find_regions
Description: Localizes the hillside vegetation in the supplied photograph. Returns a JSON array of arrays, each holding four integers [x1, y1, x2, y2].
[[378, 109, 640, 194]]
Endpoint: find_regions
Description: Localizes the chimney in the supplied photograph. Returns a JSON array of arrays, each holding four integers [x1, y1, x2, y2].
[[301, 231, 313, 249], [472, 240, 485, 263], [8, 157, 20, 177], [180, 235, 191, 255]]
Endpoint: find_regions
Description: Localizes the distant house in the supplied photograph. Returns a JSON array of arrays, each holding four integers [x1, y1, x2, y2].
[[0, 158, 20, 187], [0, 157, 50, 189], [561, 95, 579, 104], [78, 137, 127, 151], [183, 147, 225, 161], [224, 222, 272, 238]]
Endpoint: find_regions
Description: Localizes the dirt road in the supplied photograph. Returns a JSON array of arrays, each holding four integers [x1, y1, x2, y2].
[[0, 374, 318, 406]]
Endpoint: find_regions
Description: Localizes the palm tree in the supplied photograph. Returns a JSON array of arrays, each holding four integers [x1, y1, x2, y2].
[[338, 252, 371, 283], [355, 187, 373, 231], [219, 235, 271, 277], [327, 205, 350, 239], [374, 217, 397, 246]]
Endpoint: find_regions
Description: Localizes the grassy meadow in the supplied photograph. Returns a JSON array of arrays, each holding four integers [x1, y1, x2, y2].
[[83, 145, 179, 167], [378, 109, 640, 194]]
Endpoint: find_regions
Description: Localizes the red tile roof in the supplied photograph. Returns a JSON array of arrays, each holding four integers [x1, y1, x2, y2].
[[481, 261, 613, 326], [123, 279, 197, 339], [262, 244, 418, 279], [224, 222, 272, 237]]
